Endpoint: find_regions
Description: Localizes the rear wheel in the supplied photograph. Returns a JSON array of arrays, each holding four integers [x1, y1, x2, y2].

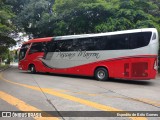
[[95, 67, 108, 81], [29, 65, 36, 74]]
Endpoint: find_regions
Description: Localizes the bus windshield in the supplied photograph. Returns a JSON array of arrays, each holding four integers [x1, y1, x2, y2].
[[19, 43, 30, 60]]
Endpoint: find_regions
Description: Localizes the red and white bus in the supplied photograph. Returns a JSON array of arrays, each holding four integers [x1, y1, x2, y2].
[[18, 28, 159, 81]]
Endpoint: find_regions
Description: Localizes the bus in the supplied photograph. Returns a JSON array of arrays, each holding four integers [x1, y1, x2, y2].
[[18, 28, 159, 81]]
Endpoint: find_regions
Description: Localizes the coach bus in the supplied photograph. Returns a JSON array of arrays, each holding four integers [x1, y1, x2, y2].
[[18, 28, 159, 81]]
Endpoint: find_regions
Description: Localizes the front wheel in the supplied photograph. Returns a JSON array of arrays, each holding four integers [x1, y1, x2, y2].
[[95, 67, 109, 81], [30, 65, 36, 74]]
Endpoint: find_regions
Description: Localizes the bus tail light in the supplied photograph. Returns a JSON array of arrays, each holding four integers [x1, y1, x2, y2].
[[154, 59, 158, 70]]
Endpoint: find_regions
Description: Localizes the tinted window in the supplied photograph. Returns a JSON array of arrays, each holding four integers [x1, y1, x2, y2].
[[107, 34, 129, 50], [57, 40, 73, 51], [70, 36, 108, 51], [47, 41, 67, 52], [73, 37, 96, 51], [19, 43, 30, 60], [45, 41, 54, 52], [29, 42, 43, 54], [71, 35, 129, 51], [130, 32, 151, 49], [94, 36, 107, 50], [152, 33, 156, 40], [46, 32, 152, 52]]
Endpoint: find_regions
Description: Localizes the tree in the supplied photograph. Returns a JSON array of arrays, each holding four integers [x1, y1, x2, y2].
[[52, 0, 160, 35], [0, 0, 16, 63], [52, 0, 119, 35], [5, 0, 30, 14], [11, 0, 54, 38], [0, 0, 14, 35], [95, 0, 160, 32], [9, 0, 160, 37]]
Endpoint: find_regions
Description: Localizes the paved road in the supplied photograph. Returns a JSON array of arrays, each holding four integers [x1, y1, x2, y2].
[[0, 65, 160, 120]]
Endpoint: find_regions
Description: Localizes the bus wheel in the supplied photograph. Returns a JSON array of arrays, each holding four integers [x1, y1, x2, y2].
[[95, 67, 108, 81], [30, 65, 36, 74]]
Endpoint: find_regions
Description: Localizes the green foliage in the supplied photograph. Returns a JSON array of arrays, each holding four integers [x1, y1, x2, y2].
[[7, 0, 160, 37], [0, 0, 16, 58], [0, 34, 16, 57], [51, 0, 160, 35], [0, 64, 9, 70], [5, 0, 30, 13], [0, 0, 15, 35], [11, 0, 54, 37]]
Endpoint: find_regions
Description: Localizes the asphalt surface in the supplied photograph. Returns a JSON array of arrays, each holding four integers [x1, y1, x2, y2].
[[0, 65, 160, 120]]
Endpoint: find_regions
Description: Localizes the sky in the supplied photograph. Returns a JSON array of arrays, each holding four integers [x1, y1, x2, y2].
[[10, 33, 29, 50]]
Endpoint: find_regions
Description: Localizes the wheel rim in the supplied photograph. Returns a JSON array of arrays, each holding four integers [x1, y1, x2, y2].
[[97, 70, 105, 79]]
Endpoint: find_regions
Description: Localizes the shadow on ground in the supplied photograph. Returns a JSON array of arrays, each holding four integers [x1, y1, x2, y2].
[[19, 70, 154, 86]]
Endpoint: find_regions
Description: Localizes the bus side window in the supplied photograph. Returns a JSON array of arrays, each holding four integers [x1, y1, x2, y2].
[[29, 42, 43, 54], [130, 32, 151, 49], [87, 37, 97, 51], [94, 36, 107, 50], [60, 40, 73, 51], [45, 42, 50, 52], [42, 42, 48, 52], [72, 38, 88, 51], [107, 34, 129, 50], [81, 38, 94, 51], [43, 41, 57, 52], [72, 39, 79, 51], [152, 33, 156, 40], [66, 40, 74, 51]]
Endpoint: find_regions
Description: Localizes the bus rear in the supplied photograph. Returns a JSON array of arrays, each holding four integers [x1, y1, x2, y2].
[[133, 28, 159, 80], [97, 28, 159, 80], [110, 28, 159, 80]]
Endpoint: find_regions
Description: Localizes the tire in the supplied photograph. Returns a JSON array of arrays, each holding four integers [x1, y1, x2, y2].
[[30, 65, 36, 74], [95, 67, 108, 81]]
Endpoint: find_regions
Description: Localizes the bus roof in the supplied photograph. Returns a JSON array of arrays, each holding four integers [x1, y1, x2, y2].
[[22, 28, 157, 44], [23, 37, 53, 44], [54, 28, 157, 40]]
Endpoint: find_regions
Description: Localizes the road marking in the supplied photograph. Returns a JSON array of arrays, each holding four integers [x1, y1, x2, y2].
[[58, 90, 160, 107], [0, 72, 147, 120], [0, 91, 59, 120]]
